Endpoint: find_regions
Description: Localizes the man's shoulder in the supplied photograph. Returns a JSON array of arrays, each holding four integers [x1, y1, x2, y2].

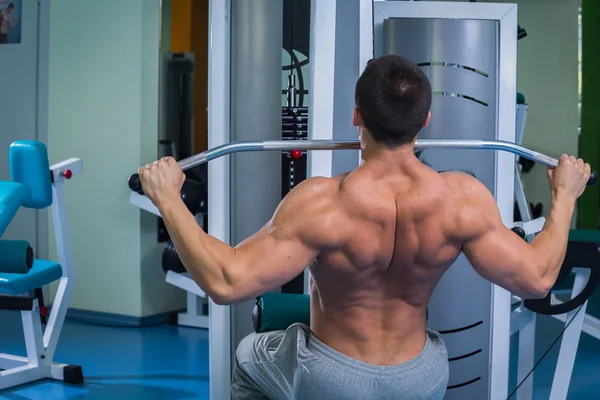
[[288, 176, 343, 200], [439, 171, 500, 241], [273, 176, 351, 249], [439, 171, 491, 198], [277, 177, 344, 221]]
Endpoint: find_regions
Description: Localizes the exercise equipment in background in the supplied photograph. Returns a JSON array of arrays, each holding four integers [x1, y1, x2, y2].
[[160, 178, 209, 327], [162, 240, 186, 274], [0, 140, 83, 390], [252, 292, 310, 333], [281, 74, 309, 294], [525, 233, 600, 315], [0, 240, 34, 274], [129, 176, 209, 330], [513, 92, 543, 224], [180, 178, 207, 216], [506, 95, 600, 399], [511, 247, 597, 399], [547, 230, 600, 338]]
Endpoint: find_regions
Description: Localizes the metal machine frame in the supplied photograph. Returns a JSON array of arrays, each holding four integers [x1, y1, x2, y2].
[[0, 158, 83, 389], [207, 1, 232, 399], [510, 268, 589, 400]]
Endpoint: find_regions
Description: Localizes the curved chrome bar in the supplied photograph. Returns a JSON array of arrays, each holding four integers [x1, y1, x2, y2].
[[414, 139, 559, 168], [178, 139, 559, 170], [129, 139, 595, 192]]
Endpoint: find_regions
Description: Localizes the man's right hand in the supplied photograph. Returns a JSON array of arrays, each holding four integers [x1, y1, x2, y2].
[[547, 154, 591, 202]]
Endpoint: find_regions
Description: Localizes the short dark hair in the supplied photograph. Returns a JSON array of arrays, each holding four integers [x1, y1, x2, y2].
[[355, 54, 432, 147], [8, 3, 15, 9]]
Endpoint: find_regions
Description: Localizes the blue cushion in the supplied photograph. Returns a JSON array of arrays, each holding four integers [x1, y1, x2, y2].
[[9, 141, 52, 209], [0, 181, 32, 237], [0, 259, 62, 295]]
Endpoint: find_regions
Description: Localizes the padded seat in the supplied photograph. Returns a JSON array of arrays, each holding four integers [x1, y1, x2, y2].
[[0, 259, 62, 295], [0, 181, 31, 237]]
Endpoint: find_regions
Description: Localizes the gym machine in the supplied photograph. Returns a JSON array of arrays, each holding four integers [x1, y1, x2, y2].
[[129, 186, 209, 329], [510, 94, 600, 400], [0, 141, 84, 389], [128, 1, 599, 399], [129, 145, 599, 400]]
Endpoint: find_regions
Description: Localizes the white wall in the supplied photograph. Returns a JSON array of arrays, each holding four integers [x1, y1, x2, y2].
[[47, 0, 184, 317]]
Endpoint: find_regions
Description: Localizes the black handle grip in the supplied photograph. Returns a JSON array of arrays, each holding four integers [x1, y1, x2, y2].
[[511, 226, 526, 239], [588, 171, 598, 186], [128, 173, 143, 194]]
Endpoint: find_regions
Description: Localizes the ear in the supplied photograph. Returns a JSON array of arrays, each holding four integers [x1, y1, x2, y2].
[[423, 112, 431, 129], [352, 108, 362, 127]]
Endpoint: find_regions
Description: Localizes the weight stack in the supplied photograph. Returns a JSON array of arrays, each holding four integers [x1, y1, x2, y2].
[[161, 240, 186, 274]]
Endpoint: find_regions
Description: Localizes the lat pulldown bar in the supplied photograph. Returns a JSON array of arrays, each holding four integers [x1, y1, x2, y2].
[[128, 139, 597, 193]]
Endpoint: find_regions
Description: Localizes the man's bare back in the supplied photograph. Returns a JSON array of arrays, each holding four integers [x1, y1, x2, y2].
[[308, 157, 453, 366], [304, 147, 485, 366], [307, 147, 590, 369]]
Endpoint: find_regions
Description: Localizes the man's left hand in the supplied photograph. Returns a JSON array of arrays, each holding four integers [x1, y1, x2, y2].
[[138, 157, 185, 208]]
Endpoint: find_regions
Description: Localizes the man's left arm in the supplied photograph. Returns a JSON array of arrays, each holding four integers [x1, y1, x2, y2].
[[158, 177, 343, 304]]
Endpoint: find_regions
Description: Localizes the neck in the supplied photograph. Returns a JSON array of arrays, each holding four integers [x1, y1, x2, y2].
[[359, 135, 419, 170]]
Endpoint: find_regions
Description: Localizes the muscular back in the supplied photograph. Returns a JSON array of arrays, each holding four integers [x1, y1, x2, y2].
[[231, 151, 538, 366], [308, 161, 466, 366]]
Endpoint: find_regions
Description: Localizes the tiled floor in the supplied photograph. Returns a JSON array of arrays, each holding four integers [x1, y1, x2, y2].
[[1, 310, 598, 399], [0, 311, 209, 399]]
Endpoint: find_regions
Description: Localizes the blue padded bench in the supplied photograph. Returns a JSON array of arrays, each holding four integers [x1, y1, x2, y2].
[[0, 259, 62, 295], [0, 181, 32, 238], [0, 140, 84, 390], [0, 141, 60, 295]]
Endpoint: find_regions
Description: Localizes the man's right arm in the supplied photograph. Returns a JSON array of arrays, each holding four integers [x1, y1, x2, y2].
[[450, 173, 575, 299]]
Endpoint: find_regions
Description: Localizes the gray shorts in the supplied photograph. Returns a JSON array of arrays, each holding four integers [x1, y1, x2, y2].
[[232, 323, 449, 400]]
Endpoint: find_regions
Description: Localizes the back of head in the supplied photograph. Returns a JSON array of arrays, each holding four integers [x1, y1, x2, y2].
[[355, 55, 431, 147], [8, 3, 15, 10]]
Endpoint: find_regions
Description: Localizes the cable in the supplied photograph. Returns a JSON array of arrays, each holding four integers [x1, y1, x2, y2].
[[506, 304, 584, 400], [289, 0, 294, 61], [287, 0, 297, 106]]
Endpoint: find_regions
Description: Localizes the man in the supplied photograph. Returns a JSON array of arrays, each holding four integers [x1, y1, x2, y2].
[[138, 55, 590, 399], [0, 3, 17, 44]]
